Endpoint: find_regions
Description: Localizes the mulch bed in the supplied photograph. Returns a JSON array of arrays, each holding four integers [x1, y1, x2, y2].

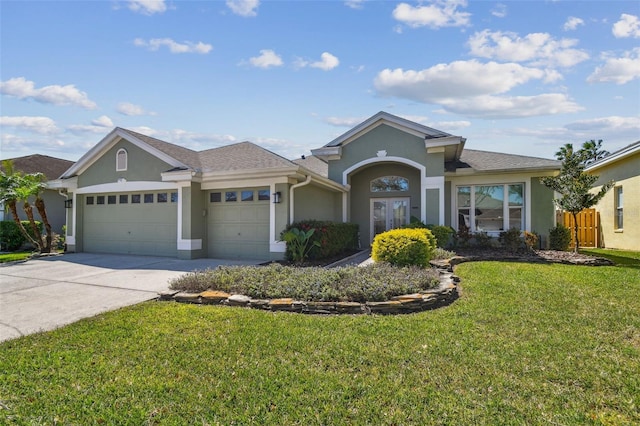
[[449, 248, 614, 266]]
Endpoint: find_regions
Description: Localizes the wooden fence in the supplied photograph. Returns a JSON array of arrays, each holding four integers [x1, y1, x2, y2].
[[558, 208, 599, 248]]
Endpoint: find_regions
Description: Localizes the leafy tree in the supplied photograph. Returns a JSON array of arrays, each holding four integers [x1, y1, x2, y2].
[[0, 160, 53, 253], [581, 139, 610, 165], [540, 143, 614, 252]]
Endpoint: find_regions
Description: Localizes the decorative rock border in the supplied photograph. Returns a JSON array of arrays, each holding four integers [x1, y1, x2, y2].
[[157, 267, 460, 315]]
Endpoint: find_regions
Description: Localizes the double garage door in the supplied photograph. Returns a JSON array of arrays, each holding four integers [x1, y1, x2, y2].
[[82, 192, 177, 257], [207, 189, 270, 259]]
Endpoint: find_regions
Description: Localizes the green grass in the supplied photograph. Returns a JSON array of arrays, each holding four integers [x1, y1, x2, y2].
[[581, 248, 640, 269], [0, 251, 31, 263], [1, 262, 639, 425]]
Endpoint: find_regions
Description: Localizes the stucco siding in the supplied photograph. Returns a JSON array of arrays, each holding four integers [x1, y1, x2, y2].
[[530, 177, 556, 248], [426, 189, 440, 225], [349, 163, 421, 245], [78, 139, 174, 188], [328, 124, 428, 182], [590, 153, 639, 250], [294, 184, 341, 222]]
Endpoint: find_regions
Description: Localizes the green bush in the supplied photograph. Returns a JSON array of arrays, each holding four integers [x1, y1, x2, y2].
[[499, 228, 523, 252], [371, 228, 436, 267], [0, 220, 43, 251], [170, 263, 440, 302], [472, 231, 493, 249], [402, 221, 454, 248], [549, 224, 571, 251], [282, 221, 358, 261]]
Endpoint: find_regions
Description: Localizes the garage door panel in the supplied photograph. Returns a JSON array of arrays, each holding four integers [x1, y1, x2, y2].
[[83, 193, 177, 257], [207, 190, 270, 259]]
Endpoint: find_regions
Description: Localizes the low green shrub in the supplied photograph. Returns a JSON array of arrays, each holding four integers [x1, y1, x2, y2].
[[472, 231, 493, 249], [0, 220, 42, 251], [281, 227, 319, 264], [549, 224, 571, 251], [371, 228, 436, 267], [433, 247, 456, 260], [427, 225, 455, 248], [499, 228, 523, 252], [282, 221, 358, 261], [169, 263, 440, 302]]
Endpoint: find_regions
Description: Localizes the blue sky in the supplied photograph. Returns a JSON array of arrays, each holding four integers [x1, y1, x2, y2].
[[1, 0, 639, 163]]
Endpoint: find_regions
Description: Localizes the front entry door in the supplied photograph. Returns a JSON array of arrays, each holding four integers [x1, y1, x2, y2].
[[371, 198, 410, 241]]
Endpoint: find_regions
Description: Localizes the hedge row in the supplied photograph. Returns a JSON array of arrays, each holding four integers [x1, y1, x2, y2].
[[0, 220, 43, 251], [282, 220, 359, 261]]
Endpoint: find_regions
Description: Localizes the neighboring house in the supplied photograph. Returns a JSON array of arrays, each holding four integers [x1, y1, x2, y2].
[[51, 112, 561, 260], [586, 141, 640, 251], [1, 154, 75, 235]]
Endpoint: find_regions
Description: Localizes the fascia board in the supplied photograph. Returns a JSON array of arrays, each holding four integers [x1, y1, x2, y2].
[[161, 170, 198, 182], [62, 128, 188, 177], [310, 146, 342, 159], [586, 143, 640, 172], [201, 166, 299, 180], [445, 166, 560, 177], [424, 136, 463, 149]]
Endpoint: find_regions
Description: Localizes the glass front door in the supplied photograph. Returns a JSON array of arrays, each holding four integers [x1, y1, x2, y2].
[[371, 198, 410, 241]]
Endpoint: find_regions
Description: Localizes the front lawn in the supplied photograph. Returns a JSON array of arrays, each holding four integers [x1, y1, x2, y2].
[[1, 261, 638, 424], [0, 251, 31, 263]]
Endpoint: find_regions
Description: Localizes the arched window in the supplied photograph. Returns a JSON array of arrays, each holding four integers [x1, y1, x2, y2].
[[116, 148, 128, 171], [370, 176, 409, 192]]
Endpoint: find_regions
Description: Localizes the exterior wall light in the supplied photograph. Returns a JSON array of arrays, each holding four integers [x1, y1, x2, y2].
[[64, 199, 73, 209], [273, 192, 282, 204]]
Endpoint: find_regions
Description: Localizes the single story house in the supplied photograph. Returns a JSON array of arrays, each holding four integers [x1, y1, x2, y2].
[[586, 140, 639, 251], [51, 112, 561, 260], [1, 154, 75, 235]]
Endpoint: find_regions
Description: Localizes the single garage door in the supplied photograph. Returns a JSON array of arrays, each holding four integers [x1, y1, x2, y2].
[[82, 192, 178, 257], [208, 189, 270, 259]]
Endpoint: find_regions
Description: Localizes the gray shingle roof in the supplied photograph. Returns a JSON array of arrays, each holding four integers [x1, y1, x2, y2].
[[119, 128, 202, 169], [198, 141, 298, 172], [448, 149, 560, 173], [292, 155, 328, 177], [1, 154, 75, 179]]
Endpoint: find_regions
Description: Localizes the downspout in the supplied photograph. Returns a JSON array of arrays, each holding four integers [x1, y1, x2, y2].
[[289, 175, 312, 222]]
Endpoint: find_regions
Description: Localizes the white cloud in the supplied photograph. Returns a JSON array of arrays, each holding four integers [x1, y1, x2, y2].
[[324, 116, 367, 127], [0, 116, 59, 134], [438, 93, 583, 118], [0, 133, 67, 155], [563, 16, 584, 31], [468, 30, 589, 67], [0, 77, 97, 109], [612, 13, 640, 38], [392, 0, 470, 29], [587, 48, 640, 84], [374, 60, 582, 118], [312, 52, 340, 70], [127, 0, 167, 15], [133, 38, 212, 54], [248, 49, 283, 69], [565, 115, 640, 133], [375, 60, 548, 100], [117, 102, 155, 116], [226, 0, 260, 17], [431, 120, 471, 130], [345, 0, 365, 10], [67, 116, 114, 134], [491, 3, 507, 18]]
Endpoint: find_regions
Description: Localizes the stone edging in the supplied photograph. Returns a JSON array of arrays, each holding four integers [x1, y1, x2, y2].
[[157, 267, 460, 315]]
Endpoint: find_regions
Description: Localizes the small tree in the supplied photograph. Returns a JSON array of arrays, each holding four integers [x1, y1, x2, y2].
[[540, 142, 614, 253], [0, 160, 53, 253]]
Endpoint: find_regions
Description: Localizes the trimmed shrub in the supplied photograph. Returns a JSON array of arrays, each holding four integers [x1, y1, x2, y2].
[[427, 225, 455, 248], [523, 231, 539, 251], [371, 228, 437, 267], [472, 231, 493, 249], [499, 228, 523, 252], [549, 224, 571, 251], [282, 220, 358, 261], [0, 220, 43, 251], [170, 263, 440, 303], [402, 221, 454, 248]]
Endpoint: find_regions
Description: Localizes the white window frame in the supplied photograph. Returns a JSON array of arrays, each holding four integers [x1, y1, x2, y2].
[[116, 148, 128, 171], [615, 186, 623, 230], [456, 183, 524, 235]]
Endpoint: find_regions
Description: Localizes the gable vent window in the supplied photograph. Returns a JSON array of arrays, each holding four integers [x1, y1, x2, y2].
[[116, 148, 128, 171], [371, 176, 409, 192]]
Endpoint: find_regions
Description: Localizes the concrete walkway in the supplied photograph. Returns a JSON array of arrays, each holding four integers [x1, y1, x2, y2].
[[0, 253, 264, 342]]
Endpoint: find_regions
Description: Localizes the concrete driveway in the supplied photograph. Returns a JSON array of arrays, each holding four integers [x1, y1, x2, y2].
[[0, 253, 264, 342]]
